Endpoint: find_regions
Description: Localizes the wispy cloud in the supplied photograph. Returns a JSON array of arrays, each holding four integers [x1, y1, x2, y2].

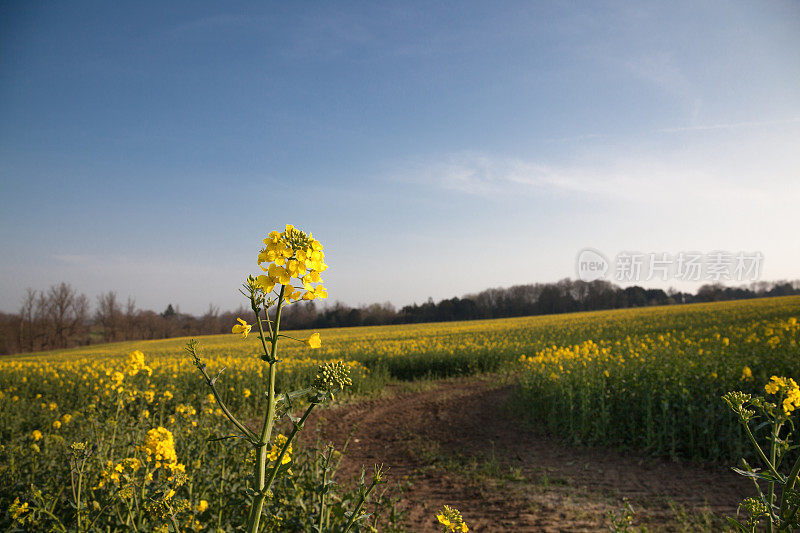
[[658, 117, 800, 133], [545, 133, 605, 143], [398, 151, 787, 207], [625, 51, 693, 99]]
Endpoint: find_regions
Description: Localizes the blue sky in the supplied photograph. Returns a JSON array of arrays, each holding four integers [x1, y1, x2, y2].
[[1, 1, 799, 314]]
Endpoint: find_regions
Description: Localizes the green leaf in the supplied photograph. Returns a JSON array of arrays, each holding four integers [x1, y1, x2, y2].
[[206, 434, 251, 443], [732, 467, 785, 484], [724, 516, 749, 533]]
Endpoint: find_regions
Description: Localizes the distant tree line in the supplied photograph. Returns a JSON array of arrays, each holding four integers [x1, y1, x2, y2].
[[0, 284, 247, 355], [1, 279, 798, 355]]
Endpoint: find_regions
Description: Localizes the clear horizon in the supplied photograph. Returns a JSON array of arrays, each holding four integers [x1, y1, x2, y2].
[[2, 1, 799, 315]]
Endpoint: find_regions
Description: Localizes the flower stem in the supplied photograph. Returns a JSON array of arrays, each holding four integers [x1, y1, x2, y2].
[[246, 284, 286, 533], [742, 422, 782, 479], [768, 421, 778, 533], [779, 452, 800, 519], [251, 295, 272, 359], [343, 479, 379, 533], [263, 403, 315, 494], [187, 343, 257, 441], [318, 447, 333, 533], [249, 402, 317, 531]]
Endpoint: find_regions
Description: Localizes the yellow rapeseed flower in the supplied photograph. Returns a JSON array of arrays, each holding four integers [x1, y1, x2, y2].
[[436, 505, 468, 532], [305, 333, 322, 349], [254, 274, 275, 294], [256, 225, 327, 297], [765, 376, 800, 416], [232, 318, 251, 339], [266, 434, 292, 465], [141, 427, 182, 471], [284, 287, 302, 302], [126, 350, 151, 376], [9, 498, 29, 522]]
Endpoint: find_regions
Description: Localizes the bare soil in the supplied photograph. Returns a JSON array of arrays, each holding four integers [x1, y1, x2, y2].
[[301, 376, 751, 532]]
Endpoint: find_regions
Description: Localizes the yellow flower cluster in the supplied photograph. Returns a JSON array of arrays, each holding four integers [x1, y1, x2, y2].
[[764, 376, 800, 416], [436, 505, 468, 532], [126, 350, 153, 377], [9, 498, 30, 523], [102, 351, 154, 395], [142, 427, 184, 473], [266, 433, 292, 465], [96, 457, 142, 488], [175, 403, 197, 418], [255, 224, 328, 302]]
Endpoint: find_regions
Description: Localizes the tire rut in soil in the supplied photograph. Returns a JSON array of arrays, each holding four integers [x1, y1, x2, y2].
[[300, 377, 750, 532]]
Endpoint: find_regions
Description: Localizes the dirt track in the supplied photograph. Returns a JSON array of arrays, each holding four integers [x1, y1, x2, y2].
[[302, 376, 751, 532]]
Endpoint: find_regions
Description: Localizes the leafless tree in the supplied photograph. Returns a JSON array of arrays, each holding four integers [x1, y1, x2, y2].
[[36, 290, 50, 350], [48, 283, 74, 348], [72, 293, 90, 344], [96, 291, 121, 342], [122, 297, 137, 340], [201, 303, 220, 334], [19, 288, 37, 352]]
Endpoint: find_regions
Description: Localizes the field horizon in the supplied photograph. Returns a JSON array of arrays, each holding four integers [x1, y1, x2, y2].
[[7, 293, 799, 362]]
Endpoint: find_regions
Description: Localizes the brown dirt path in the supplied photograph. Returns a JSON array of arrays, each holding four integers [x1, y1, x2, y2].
[[301, 376, 751, 532]]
